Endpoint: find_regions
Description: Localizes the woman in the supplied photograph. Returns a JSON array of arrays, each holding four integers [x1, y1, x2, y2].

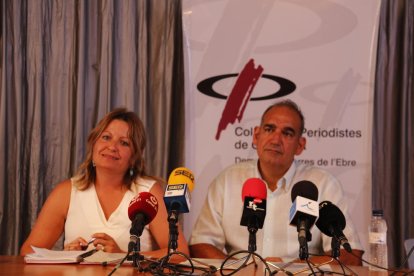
[[20, 108, 189, 258]]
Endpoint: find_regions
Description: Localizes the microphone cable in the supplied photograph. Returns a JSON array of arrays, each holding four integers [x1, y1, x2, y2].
[[146, 251, 217, 276], [220, 250, 272, 276], [307, 252, 355, 276]]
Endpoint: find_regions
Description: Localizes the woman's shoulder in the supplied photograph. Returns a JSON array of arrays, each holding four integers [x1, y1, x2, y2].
[[42, 179, 72, 209], [51, 179, 73, 195], [131, 176, 162, 193]]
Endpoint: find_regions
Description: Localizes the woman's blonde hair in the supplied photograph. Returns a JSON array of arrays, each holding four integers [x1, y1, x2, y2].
[[74, 108, 148, 190]]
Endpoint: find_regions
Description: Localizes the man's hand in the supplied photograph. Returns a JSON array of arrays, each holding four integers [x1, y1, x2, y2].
[[326, 249, 364, 266]]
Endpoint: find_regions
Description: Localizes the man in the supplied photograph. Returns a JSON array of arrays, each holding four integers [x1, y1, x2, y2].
[[189, 99, 364, 265]]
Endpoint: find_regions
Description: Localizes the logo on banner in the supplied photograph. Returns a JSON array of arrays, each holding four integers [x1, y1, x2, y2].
[[197, 59, 296, 140]]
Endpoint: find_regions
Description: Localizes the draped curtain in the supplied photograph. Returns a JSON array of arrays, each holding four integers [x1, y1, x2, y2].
[[373, 0, 414, 267], [0, 0, 184, 255]]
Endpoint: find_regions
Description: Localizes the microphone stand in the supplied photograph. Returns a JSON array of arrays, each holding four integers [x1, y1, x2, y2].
[[331, 236, 340, 259], [220, 218, 272, 276], [297, 219, 311, 260], [158, 209, 181, 268], [248, 224, 257, 253], [151, 210, 194, 275], [296, 219, 322, 276], [328, 237, 358, 276], [109, 236, 146, 276], [131, 236, 144, 269], [167, 210, 179, 252]]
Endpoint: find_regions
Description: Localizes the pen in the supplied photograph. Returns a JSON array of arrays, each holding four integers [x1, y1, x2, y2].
[[77, 248, 98, 262], [81, 237, 96, 250]]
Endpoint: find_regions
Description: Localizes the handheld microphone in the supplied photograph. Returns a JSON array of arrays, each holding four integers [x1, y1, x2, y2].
[[240, 178, 267, 230], [240, 178, 267, 253], [289, 180, 319, 259], [163, 167, 195, 214], [315, 201, 352, 253], [128, 192, 159, 251]]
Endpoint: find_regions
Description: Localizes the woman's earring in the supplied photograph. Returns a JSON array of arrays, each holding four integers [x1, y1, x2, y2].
[[129, 168, 134, 177], [92, 161, 96, 167]]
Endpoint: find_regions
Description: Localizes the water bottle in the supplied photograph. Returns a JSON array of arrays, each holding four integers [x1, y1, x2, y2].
[[368, 209, 388, 271]]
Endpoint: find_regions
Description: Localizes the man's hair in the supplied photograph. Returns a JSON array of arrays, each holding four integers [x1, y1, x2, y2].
[[260, 99, 305, 134]]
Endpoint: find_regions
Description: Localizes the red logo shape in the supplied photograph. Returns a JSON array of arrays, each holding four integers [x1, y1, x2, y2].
[[215, 59, 263, 140]]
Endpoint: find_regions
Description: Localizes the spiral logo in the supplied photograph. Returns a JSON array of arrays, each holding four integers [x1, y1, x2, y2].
[[197, 59, 296, 140]]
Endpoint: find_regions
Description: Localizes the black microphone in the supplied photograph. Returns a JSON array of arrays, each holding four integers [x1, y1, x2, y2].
[[289, 180, 319, 260], [315, 201, 352, 253]]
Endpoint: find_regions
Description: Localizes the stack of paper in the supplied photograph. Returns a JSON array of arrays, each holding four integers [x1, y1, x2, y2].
[[24, 247, 85, 264], [24, 246, 127, 265]]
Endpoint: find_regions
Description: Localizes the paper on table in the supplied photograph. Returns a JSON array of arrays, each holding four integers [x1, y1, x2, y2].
[[24, 246, 84, 264], [24, 246, 128, 265], [81, 250, 127, 264]]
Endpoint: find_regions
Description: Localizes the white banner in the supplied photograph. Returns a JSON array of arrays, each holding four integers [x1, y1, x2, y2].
[[182, 0, 380, 252]]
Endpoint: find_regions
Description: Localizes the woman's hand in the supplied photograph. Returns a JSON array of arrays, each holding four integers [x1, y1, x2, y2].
[[64, 237, 89, 251], [91, 233, 123, 253]]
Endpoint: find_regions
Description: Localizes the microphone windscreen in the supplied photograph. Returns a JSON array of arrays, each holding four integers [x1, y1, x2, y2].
[[315, 201, 346, 236], [167, 167, 195, 191], [291, 180, 318, 202], [128, 192, 159, 223], [241, 178, 267, 202]]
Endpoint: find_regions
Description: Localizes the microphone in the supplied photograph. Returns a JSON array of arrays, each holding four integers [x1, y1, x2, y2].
[[289, 180, 319, 259], [315, 201, 352, 253], [163, 167, 194, 253], [240, 178, 267, 253], [127, 192, 159, 252], [240, 178, 267, 230], [163, 167, 195, 214]]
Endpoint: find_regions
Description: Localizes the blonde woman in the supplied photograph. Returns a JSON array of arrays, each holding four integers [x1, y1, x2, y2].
[[20, 108, 189, 258]]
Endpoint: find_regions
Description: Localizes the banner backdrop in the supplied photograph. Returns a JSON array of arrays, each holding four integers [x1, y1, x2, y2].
[[182, 0, 380, 252]]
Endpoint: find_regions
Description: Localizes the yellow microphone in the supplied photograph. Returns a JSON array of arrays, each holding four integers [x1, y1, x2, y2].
[[167, 167, 195, 191], [164, 167, 195, 213]]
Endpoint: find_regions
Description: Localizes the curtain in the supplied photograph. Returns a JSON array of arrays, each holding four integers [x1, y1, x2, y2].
[[373, 0, 414, 268], [0, 0, 184, 255]]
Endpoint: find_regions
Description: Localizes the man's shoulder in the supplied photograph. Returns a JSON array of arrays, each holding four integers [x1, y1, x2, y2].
[[294, 162, 339, 187], [210, 160, 258, 188], [219, 160, 257, 175], [226, 159, 256, 168], [295, 162, 335, 176]]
